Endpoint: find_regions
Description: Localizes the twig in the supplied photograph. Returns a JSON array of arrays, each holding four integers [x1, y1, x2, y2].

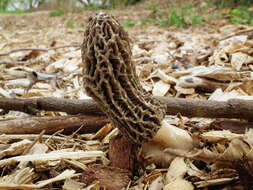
[[0, 97, 253, 120], [220, 28, 253, 41], [45, 129, 65, 144], [59, 124, 85, 149], [22, 130, 45, 155], [0, 44, 81, 57], [0, 115, 109, 134], [0, 134, 66, 141]]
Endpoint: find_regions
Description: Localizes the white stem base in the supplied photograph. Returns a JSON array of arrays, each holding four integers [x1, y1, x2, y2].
[[141, 120, 193, 166]]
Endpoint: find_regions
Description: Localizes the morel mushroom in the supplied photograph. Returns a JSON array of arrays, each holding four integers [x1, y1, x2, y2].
[[82, 13, 193, 152]]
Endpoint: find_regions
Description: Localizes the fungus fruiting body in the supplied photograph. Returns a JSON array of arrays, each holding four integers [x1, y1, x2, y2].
[[82, 13, 193, 153], [82, 12, 166, 145]]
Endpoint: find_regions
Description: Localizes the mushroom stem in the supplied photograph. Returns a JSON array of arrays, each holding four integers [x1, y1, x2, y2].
[[154, 120, 193, 150], [141, 120, 193, 166]]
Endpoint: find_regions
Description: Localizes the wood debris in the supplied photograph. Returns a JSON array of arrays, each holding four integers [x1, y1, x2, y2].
[[0, 9, 253, 190]]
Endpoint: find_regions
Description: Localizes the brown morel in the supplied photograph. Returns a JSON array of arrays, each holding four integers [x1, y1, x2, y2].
[[81, 12, 166, 145], [82, 13, 193, 164]]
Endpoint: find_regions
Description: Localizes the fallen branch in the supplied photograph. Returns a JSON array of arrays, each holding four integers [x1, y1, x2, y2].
[[158, 97, 253, 120], [210, 119, 253, 134], [0, 44, 81, 57], [0, 115, 108, 134], [0, 97, 253, 120], [220, 28, 253, 41], [0, 97, 103, 115], [0, 134, 67, 141]]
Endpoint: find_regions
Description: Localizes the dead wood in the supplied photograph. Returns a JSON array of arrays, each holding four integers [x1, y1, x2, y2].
[[0, 97, 103, 115], [0, 115, 108, 134], [233, 158, 253, 190], [82, 164, 131, 190], [210, 119, 253, 134], [109, 134, 136, 172], [0, 97, 253, 120], [220, 28, 253, 41], [159, 97, 253, 120]]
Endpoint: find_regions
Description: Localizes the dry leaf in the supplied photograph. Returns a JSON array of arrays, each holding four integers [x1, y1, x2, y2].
[[152, 80, 170, 96], [164, 178, 194, 190], [165, 157, 188, 183]]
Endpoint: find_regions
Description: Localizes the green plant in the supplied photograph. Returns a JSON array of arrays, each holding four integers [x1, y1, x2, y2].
[[49, 10, 64, 17], [146, 0, 206, 28], [190, 15, 204, 26], [108, 0, 142, 8], [215, 0, 253, 8], [229, 8, 253, 25], [123, 21, 136, 28], [80, 4, 103, 11], [66, 20, 75, 28], [168, 10, 187, 28], [123, 0, 142, 5], [0, 0, 9, 10], [0, 10, 31, 14]]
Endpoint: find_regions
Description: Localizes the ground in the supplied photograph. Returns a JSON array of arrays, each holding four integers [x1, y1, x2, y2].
[[0, 3, 253, 190]]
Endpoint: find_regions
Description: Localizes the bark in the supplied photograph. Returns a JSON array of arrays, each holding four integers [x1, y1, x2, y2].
[[0, 115, 108, 134], [109, 134, 136, 172], [82, 164, 131, 190], [158, 97, 253, 120], [0, 97, 253, 120], [0, 97, 103, 115], [210, 119, 253, 134]]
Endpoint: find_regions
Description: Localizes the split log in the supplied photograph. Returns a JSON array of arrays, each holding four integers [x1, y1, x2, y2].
[[0, 115, 108, 134], [0, 97, 253, 120]]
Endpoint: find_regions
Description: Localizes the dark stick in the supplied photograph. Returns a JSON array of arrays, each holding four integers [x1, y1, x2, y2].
[[0, 115, 108, 134], [0, 97, 253, 120]]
